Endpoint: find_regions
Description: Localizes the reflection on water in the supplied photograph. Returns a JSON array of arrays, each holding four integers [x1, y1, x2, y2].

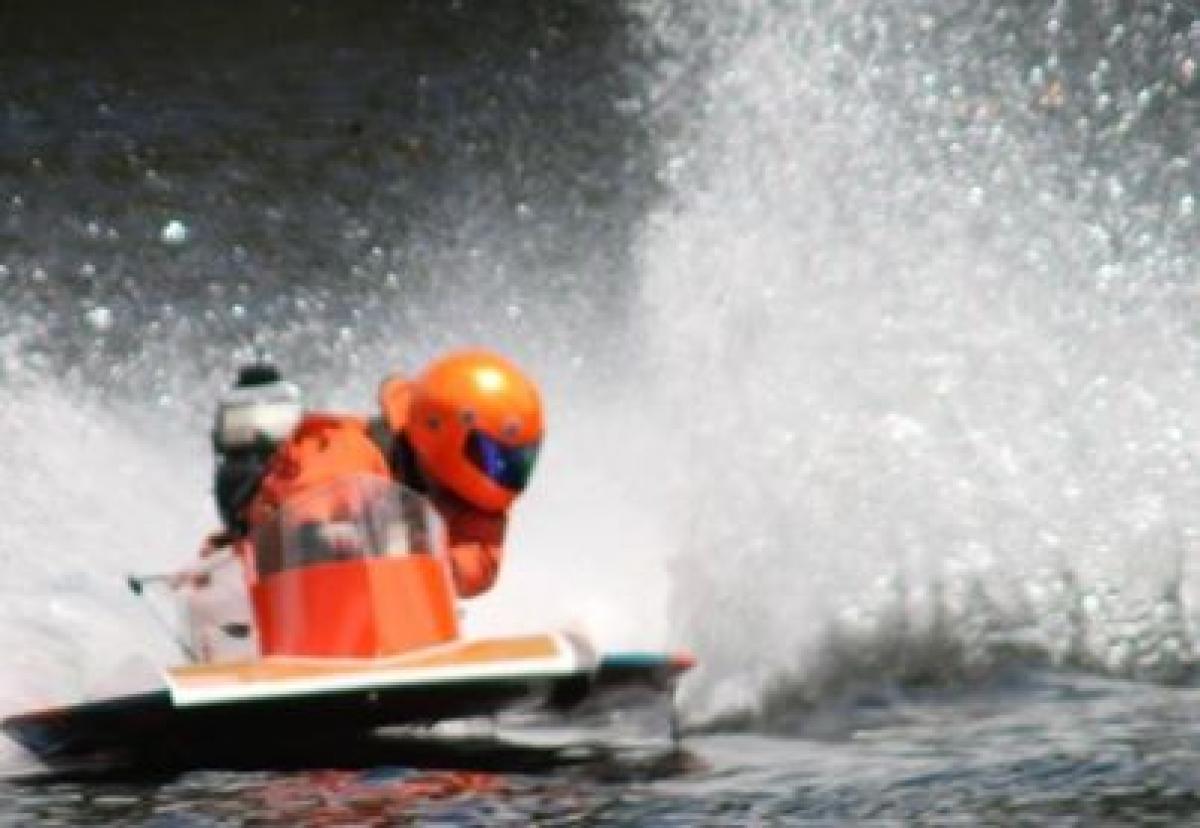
[[8, 675, 1200, 823], [255, 769, 506, 826], [4, 736, 702, 826]]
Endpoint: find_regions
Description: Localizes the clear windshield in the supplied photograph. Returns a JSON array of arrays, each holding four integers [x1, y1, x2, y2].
[[250, 475, 445, 578]]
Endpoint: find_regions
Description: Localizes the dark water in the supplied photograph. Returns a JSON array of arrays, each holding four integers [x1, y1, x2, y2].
[[4, 0, 1200, 823], [0, 0, 653, 394], [6, 675, 1200, 824]]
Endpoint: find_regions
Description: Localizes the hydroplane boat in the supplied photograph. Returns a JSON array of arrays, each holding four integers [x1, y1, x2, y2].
[[3, 476, 692, 770]]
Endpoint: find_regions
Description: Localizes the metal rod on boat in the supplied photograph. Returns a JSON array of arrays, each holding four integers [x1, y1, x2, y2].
[[124, 551, 236, 662], [127, 572, 174, 595], [125, 576, 200, 662], [127, 546, 236, 594]]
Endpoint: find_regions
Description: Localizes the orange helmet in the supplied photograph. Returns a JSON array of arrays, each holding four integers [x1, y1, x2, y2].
[[384, 349, 543, 513]]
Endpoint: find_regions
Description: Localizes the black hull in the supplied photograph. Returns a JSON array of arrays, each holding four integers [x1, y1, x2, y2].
[[3, 654, 686, 772]]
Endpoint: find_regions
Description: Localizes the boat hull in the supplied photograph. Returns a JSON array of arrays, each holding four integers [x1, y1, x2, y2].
[[3, 633, 692, 769]]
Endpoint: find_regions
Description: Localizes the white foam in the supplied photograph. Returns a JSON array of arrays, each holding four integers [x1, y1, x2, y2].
[[632, 3, 1200, 712]]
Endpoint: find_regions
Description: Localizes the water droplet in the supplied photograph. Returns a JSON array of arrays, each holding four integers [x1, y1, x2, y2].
[[78, 262, 96, 278], [86, 307, 113, 331], [230, 304, 246, 319], [613, 97, 643, 116], [1181, 195, 1195, 217], [1180, 57, 1197, 86], [506, 303, 521, 320], [160, 219, 188, 245]]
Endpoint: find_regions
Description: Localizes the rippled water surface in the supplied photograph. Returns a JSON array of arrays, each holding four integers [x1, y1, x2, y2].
[[2, 0, 1199, 823], [6, 675, 1200, 824]]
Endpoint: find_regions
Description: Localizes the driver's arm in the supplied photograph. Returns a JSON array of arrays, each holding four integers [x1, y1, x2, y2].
[[437, 498, 507, 598]]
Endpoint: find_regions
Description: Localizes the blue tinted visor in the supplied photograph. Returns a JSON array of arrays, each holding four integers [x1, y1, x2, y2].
[[465, 431, 540, 492]]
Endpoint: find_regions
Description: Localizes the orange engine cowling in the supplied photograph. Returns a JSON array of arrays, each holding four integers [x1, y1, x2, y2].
[[250, 555, 459, 658], [240, 475, 461, 658]]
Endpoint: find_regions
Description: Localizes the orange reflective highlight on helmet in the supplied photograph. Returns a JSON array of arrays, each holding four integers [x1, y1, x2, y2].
[[404, 349, 544, 513]]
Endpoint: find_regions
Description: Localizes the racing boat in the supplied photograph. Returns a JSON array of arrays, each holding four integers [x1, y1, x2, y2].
[[4, 476, 693, 769]]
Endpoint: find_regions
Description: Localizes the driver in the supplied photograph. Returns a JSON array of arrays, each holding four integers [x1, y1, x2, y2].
[[241, 348, 543, 598]]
